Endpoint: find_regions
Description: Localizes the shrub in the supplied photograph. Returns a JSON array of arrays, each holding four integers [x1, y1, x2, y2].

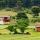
[[10, 16, 16, 19], [16, 12, 28, 19], [17, 19, 29, 33], [32, 6, 40, 17], [13, 25, 18, 34], [7, 25, 18, 34], [5, 8, 11, 11], [31, 17, 40, 23], [24, 8, 32, 14], [16, 12, 29, 33], [7, 25, 14, 32]]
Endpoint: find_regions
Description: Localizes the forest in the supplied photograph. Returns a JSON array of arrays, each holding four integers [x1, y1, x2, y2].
[[0, 0, 40, 8]]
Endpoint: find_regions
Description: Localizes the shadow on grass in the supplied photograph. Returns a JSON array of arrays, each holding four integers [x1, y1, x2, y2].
[[13, 32, 31, 35]]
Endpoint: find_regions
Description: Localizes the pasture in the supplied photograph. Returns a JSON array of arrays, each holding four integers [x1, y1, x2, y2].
[[0, 28, 40, 40], [0, 31, 40, 40]]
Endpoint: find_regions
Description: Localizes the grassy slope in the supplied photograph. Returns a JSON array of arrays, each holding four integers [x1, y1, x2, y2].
[[0, 32, 40, 40], [0, 29, 40, 40]]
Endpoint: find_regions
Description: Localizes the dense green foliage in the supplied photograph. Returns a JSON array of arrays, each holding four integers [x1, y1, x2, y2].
[[32, 6, 40, 17], [7, 25, 14, 32], [0, 0, 40, 8], [7, 25, 18, 34], [7, 12, 29, 34], [16, 12, 29, 33], [32, 18, 40, 23], [16, 12, 28, 19], [17, 19, 29, 33]]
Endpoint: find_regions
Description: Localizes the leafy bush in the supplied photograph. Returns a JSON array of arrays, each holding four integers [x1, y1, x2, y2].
[[16, 12, 29, 33], [10, 16, 16, 19], [17, 19, 29, 33], [31, 17, 40, 23], [32, 6, 40, 16], [5, 8, 11, 11], [31, 19, 37, 23], [24, 8, 32, 14], [7, 25, 18, 34], [16, 12, 28, 19], [7, 25, 14, 32]]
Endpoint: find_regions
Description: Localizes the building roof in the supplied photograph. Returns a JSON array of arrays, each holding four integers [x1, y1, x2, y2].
[[0, 10, 17, 16], [35, 22, 40, 27]]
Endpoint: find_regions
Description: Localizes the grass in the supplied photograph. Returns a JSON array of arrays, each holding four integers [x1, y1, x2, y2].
[[0, 28, 40, 40], [0, 25, 8, 29], [0, 35, 11, 40], [0, 25, 40, 40], [0, 32, 40, 40]]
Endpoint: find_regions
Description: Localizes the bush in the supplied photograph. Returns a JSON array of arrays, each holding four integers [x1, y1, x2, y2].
[[24, 8, 32, 14], [10, 16, 16, 19], [16, 12, 28, 19], [31, 17, 40, 23], [5, 8, 11, 11], [7, 25, 18, 34], [32, 6, 40, 16], [7, 25, 14, 32], [31, 18, 37, 23], [17, 19, 29, 33], [16, 12, 29, 33]]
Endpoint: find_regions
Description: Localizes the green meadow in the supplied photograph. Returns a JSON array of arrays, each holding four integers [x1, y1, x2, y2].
[[0, 29, 40, 40]]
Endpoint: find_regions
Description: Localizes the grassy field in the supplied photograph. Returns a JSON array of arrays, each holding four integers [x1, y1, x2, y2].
[[0, 29, 40, 40], [0, 32, 40, 40]]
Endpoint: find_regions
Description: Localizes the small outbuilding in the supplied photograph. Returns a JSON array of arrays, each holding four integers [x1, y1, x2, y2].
[[35, 22, 40, 32], [0, 10, 17, 25], [0, 16, 10, 24]]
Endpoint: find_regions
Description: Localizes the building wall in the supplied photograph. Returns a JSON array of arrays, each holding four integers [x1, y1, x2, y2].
[[0, 17, 4, 24], [36, 27, 40, 32], [0, 16, 10, 24]]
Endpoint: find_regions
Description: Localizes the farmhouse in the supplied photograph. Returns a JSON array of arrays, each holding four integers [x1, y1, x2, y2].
[[0, 10, 17, 24], [0, 16, 10, 24], [35, 22, 40, 32]]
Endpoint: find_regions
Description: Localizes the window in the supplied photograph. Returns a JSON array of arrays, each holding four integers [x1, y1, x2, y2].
[[3, 17, 10, 22]]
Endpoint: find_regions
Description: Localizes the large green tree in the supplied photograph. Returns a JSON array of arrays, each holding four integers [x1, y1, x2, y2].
[[16, 19, 29, 33], [16, 12, 28, 19], [16, 12, 29, 33]]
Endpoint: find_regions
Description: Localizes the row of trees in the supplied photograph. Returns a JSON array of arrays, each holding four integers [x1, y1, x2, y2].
[[32, 6, 40, 17], [0, 0, 40, 8], [0, 0, 17, 8]]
